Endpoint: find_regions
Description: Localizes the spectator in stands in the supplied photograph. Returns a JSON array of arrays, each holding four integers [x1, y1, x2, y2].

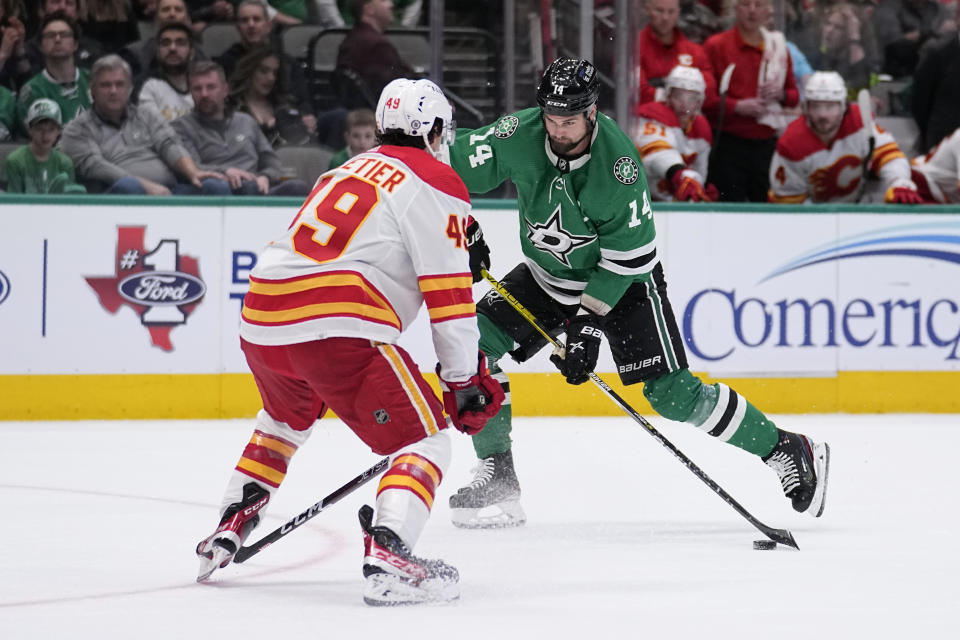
[[172, 61, 309, 195], [0, 98, 85, 192], [809, 2, 879, 97], [186, 0, 234, 31], [703, 0, 799, 201], [17, 12, 91, 133], [136, 21, 194, 120], [335, 0, 416, 108], [328, 0, 422, 27], [25, 0, 104, 75], [872, 0, 947, 78], [125, 0, 207, 77], [228, 44, 314, 147], [0, 0, 30, 91], [328, 106, 375, 168], [911, 2, 960, 153], [634, 65, 716, 202], [60, 54, 224, 194], [134, 0, 157, 21], [265, 0, 306, 25], [80, 0, 140, 55], [0, 82, 14, 138], [768, 70, 922, 203], [637, 0, 717, 108], [217, 1, 316, 136]]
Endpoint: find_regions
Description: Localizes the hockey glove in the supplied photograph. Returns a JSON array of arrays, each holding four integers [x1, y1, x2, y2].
[[885, 186, 924, 204], [465, 215, 491, 283], [670, 168, 710, 202], [437, 351, 504, 435], [550, 309, 603, 385]]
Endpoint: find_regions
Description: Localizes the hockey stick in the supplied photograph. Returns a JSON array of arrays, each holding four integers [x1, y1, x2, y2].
[[233, 457, 390, 563], [481, 269, 799, 549], [707, 64, 736, 183], [855, 89, 876, 203]]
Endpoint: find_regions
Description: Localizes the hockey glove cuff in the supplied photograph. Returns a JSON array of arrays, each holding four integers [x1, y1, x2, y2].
[[437, 351, 504, 435], [670, 169, 709, 202], [549, 309, 603, 385], [465, 215, 491, 283]]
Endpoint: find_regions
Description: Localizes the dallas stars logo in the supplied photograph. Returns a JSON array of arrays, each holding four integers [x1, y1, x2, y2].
[[525, 205, 594, 267]]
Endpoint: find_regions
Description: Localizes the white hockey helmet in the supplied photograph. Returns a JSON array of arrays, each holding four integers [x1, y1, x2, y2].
[[376, 78, 455, 161], [664, 65, 706, 97], [804, 71, 846, 105]]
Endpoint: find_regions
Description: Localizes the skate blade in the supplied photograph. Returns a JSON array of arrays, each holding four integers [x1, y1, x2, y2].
[[362, 573, 459, 606], [450, 501, 526, 529], [196, 546, 233, 582], [807, 442, 830, 518]]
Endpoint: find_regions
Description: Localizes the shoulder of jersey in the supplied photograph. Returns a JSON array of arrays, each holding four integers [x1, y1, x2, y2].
[[775, 116, 824, 161], [377, 145, 470, 204], [636, 102, 680, 128], [490, 107, 542, 143], [689, 114, 712, 142]]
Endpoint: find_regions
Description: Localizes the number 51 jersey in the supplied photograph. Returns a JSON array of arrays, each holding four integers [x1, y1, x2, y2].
[[239, 145, 479, 382]]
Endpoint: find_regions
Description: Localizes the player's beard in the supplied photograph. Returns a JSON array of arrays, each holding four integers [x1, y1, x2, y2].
[[548, 130, 591, 157]]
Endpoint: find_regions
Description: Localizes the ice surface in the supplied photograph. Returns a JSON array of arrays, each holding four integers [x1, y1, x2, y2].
[[2, 414, 958, 639]]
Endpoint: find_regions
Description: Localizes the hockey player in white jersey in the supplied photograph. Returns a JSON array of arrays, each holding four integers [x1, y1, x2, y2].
[[633, 65, 716, 202], [911, 126, 960, 203], [769, 71, 923, 204], [195, 78, 504, 606]]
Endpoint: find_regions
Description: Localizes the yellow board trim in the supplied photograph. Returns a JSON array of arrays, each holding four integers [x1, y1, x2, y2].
[[3, 371, 960, 420]]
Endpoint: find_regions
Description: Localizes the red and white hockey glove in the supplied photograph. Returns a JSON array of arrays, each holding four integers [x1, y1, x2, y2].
[[437, 351, 504, 435], [670, 169, 710, 202], [885, 186, 924, 204]]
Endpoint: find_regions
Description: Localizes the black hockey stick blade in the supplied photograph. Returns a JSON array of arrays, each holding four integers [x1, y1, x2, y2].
[[233, 457, 390, 564]]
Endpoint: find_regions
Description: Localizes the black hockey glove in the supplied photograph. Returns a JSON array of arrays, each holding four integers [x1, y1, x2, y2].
[[550, 310, 603, 385], [465, 215, 491, 283]]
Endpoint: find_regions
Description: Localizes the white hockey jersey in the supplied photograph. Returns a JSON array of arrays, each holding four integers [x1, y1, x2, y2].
[[911, 126, 960, 203], [239, 145, 479, 382], [632, 102, 712, 201], [769, 104, 912, 203]]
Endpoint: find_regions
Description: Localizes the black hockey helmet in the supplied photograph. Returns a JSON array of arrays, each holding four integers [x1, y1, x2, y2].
[[536, 57, 599, 116]]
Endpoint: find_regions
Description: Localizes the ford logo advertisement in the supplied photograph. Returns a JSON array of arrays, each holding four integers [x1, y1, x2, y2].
[[117, 271, 206, 307]]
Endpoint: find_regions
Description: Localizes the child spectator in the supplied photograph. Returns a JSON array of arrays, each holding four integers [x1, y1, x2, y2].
[[327, 107, 375, 169], [0, 98, 86, 193]]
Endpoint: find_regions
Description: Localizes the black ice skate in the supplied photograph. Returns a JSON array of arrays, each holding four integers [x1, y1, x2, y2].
[[196, 482, 270, 581], [449, 450, 526, 529], [359, 505, 459, 606], [763, 430, 830, 517]]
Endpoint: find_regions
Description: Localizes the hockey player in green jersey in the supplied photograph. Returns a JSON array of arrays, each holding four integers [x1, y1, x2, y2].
[[447, 57, 831, 529]]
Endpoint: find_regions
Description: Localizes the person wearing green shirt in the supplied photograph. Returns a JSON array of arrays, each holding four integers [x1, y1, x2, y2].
[[327, 107, 376, 169], [445, 57, 830, 529], [16, 13, 91, 134], [0, 85, 15, 141], [0, 98, 85, 194]]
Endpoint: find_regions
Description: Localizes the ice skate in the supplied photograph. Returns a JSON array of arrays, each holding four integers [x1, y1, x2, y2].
[[763, 430, 830, 517], [449, 450, 525, 529], [359, 505, 459, 606], [196, 483, 270, 582]]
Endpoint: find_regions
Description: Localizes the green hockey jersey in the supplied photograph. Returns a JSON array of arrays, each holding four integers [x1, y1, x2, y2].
[[16, 69, 91, 133], [450, 107, 658, 315]]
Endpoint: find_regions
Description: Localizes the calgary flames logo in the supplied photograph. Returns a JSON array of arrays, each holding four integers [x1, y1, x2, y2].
[[808, 155, 862, 201]]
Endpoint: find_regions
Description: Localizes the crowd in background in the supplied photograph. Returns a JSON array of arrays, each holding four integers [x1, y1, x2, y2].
[[0, 0, 958, 200]]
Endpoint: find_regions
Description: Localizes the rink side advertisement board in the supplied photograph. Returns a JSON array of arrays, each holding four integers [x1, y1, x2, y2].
[[1, 196, 958, 419]]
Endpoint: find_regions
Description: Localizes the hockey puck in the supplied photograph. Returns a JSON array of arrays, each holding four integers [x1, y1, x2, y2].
[[753, 540, 777, 550]]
